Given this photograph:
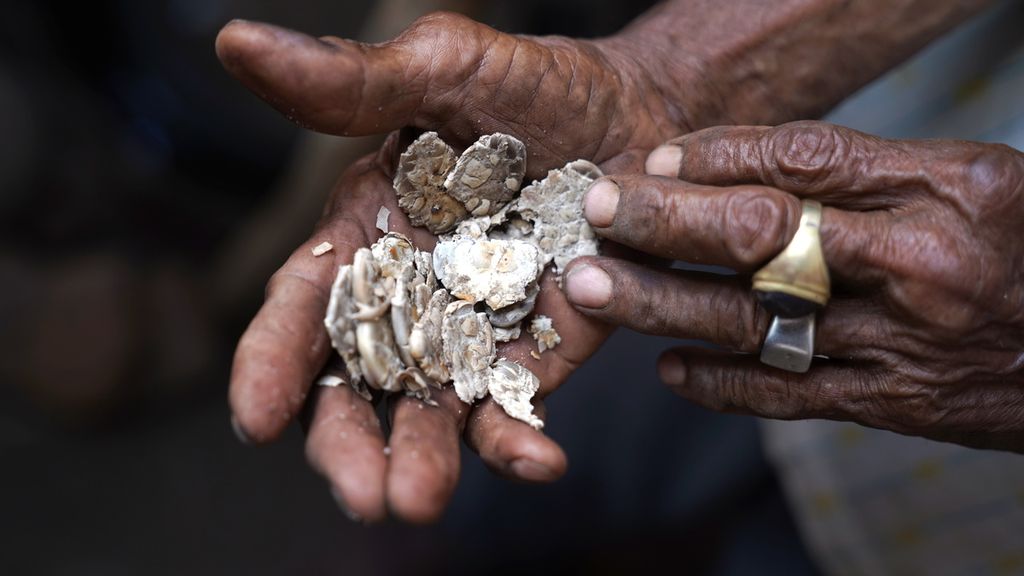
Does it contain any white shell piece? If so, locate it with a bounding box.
[487,359,543,430]
[312,241,334,256]
[432,237,542,310]
[316,374,345,387]
[375,206,391,233]
[324,265,366,396]
[410,288,451,383]
[442,301,494,403]
[371,232,417,281]
[528,315,561,353]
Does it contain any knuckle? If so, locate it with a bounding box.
[627,179,678,245]
[959,146,1024,219]
[722,189,795,267]
[864,376,951,433]
[403,11,473,39]
[633,271,679,335]
[763,121,849,186]
[884,226,982,336]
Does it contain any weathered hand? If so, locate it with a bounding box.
[216,13,678,522]
[564,121,1024,452]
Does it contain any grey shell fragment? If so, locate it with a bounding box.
[323,265,368,399]
[444,133,527,217]
[393,132,467,234]
[513,160,603,276]
[442,301,495,403]
[487,359,543,430]
[486,281,539,328]
[410,288,451,383]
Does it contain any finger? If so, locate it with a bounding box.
[216,19,432,137]
[305,384,388,522]
[583,173,884,281]
[645,122,917,210]
[563,256,882,357]
[464,398,567,483]
[658,346,881,423]
[229,152,401,443]
[228,249,337,442]
[215,16,634,173]
[214,15,511,140]
[385,387,466,524]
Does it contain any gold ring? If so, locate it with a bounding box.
[752,199,830,317]
[755,199,830,373]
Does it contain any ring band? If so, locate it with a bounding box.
[752,199,830,317]
[755,200,830,373]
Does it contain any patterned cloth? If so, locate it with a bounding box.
[762,1,1024,574]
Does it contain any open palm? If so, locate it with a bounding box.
[218,12,684,522]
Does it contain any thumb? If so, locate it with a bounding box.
[215,13,494,138]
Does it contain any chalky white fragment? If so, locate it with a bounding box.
[375,206,391,233]
[432,237,542,310]
[312,241,334,256]
[528,315,561,353]
[487,359,543,430]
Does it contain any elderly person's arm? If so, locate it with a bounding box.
[217,0,1000,523]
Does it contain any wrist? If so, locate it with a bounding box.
[604,0,995,130]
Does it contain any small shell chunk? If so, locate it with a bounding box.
[487,359,543,430]
[324,266,365,395]
[442,301,495,403]
[513,160,603,277]
[375,206,391,233]
[393,132,467,234]
[433,237,542,310]
[312,241,334,256]
[444,133,527,216]
[528,315,561,353]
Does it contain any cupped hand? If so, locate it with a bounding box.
[564,120,1024,452]
[217,13,683,523]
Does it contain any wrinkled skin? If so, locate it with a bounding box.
[217,13,683,523]
[564,121,1024,452]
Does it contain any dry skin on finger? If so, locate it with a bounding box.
[321,132,603,430]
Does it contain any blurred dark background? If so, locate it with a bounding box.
[0,1,816,574]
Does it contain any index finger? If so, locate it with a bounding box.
[646,122,917,211]
[229,235,357,442]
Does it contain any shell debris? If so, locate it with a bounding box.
[312,241,334,256]
[375,206,391,233]
[322,132,601,429]
[528,315,561,353]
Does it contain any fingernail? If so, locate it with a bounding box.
[330,487,364,523]
[564,264,613,308]
[646,145,682,177]
[230,415,252,445]
[583,179,620,228]
[657,352,686,385]
[509,459,558,482]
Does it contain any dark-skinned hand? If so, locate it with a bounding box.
[216,13,686,523]
[564,120,1024,452]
